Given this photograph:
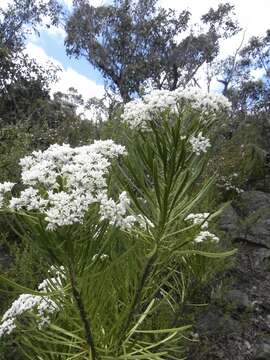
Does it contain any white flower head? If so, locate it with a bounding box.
[194,230,220,243]
[185,213,210,229]
[0,182,15,208]
[0,266,66,338]
[122,88,231,129]
[99,191,136,230]
[7,141,129,230]
[185,212,220,244]
[189,132,211,155]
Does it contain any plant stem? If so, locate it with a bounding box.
[118,247,157,348]
[70,270,97,360]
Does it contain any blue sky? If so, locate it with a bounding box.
[32,29,104,85]
[1,0,270,103]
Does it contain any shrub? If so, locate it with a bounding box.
[0,88,235,359]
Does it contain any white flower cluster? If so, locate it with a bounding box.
[0,266,65,338]
[194,230,220,243]
[99,191,136,230]
[122,88,231,129]
[185,212,220,243]
[217,174,244,195]
[19,141,125,190]
[0,141,137,231]
[92,253,109,262]
[0,182,15,207]
[189,132,211,155]
[185,213,210,229]
[38,265,65,293]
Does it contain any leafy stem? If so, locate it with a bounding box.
[118,243,158,349]
[69,269,97,360]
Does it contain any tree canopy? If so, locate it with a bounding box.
[216,30,270,113]
[65,0,239,102]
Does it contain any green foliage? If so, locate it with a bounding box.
[0,97,97,183]
[0,221,50,360]
[0,0,63,54]
[0,126,31,183]
[206,115,270,201]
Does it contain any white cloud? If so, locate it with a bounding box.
[159,0,220,20]
[251,67,265,80]
[25,42,62,69]
[25,42,104,102]
[45,25,66,39]
[0,0,12,10]
[53,67,104,100]
[61,0,73,9]
[61,0,108,9]
[159,0,270,33]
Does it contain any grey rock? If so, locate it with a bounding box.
[220,191,270,248]
[219,203,240,235]
[225,289,250,310]
[238,191,270,215]
[253,248,270,268]
[254,337,270,360]
[240,206,270,248]
[197,309,241,335]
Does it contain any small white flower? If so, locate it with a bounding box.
[0,318,16,337]
[185,213,219,244]
[92,253,109,262]
[0,266,66,338]
[185,213,210,229]
[99,192,137,230]
[0,182,15,208]
[194,230,220,243]
[189,132,211,155]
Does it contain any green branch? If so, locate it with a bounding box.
[69,270,97,360]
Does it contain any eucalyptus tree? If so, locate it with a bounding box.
[0,0,64,127]
[65,0,239,102]
[215,30,270,113]
[0,0,63,91]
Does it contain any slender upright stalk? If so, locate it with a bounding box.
[117,245,158,351]
[70,270,97,360]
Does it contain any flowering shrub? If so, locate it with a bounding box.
[0,88,235,360]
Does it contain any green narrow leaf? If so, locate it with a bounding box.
[174,248,237,258]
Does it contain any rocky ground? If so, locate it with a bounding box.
[188,190,270,360]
